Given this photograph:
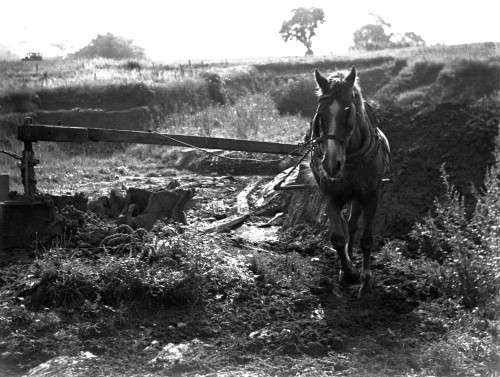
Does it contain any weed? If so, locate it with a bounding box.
[21,229,258,313]
[270,75,317,118]
[410,142,500,314]
[199,71,227,105]
[122,61,142,71]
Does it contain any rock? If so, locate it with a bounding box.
[88,190,125,219]
[154,343,190,362]
[282,343,302,355]
[303,341,328,356]
[117,185,195,230]
[293,298,309,312]
[24,352,97,377]
[50,192,88,212]
[88,196,108,218]
[334,362,349,372]
[121,188,151,215]
[108,189,125,218]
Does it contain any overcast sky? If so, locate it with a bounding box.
[1,0,498,61]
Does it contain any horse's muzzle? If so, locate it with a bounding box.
[321,141,345,178]
[322,159,343,178]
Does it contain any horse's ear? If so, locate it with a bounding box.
[345,66,357,86]
[315,69,329,93]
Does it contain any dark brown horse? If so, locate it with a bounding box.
[309,66,390,299]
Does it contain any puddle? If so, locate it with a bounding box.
[233,225,280,242]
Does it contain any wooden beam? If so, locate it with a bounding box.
[18,124,88,142]
[203,214,250,233]
[18,125,303,156]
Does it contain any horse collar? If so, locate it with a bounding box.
[344,127,379,168]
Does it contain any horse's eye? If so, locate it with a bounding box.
[344,107,349,112]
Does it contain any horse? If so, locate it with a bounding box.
[308,66,390,299]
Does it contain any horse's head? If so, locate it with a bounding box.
[312,66,362,178]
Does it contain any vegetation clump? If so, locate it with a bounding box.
[70,33,146,60]
[409,155,500,317]
[352,14,425,51]
[270,75,316,117]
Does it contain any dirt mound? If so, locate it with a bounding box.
[0,91,42,114]
[33,106,157,131]
[37,83,156,111]
[373,60,445,105]
[373,58,500,106]
[356,59,407,98]
[378,100,499,236]
[427,58,500,103]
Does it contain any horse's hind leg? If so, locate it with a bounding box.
[347,201,363,261]
[327,200,360,285]
[358,199,378,299]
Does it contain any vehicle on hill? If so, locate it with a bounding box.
[21,52,43,61]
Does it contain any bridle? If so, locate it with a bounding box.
[310,93,357,146]
[310,93,380,172]
[311,93,356,149]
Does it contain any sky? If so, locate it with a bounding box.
[0,0,498,62]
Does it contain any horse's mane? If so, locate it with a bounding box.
[316,70,366,116]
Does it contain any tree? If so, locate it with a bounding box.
[71,33,146,60]
[352,14,393,51]
[280,7,325,56]
[352,14,425,51]
[397,32,426,48]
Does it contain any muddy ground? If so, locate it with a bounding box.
[0,157,498,377]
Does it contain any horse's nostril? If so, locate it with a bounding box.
[336,161,342,171]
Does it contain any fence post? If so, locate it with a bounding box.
[20,118,38,197]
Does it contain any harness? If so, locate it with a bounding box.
[273,95,391,191]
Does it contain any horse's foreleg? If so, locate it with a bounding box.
[358,199,378,299]
[327,201,359,285]
[347,201,363,261]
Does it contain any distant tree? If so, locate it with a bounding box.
[280,7,325,56]
[352,14,425,51]
[0,44,19,61]
[396,32,426,48]
[352,14,394,51]
[71,33,146,59]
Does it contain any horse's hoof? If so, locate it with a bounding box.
[339,268,360,285]
[357,285,373,299]
[357,271,372,299]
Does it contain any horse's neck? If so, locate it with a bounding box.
[347,113,370,154]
